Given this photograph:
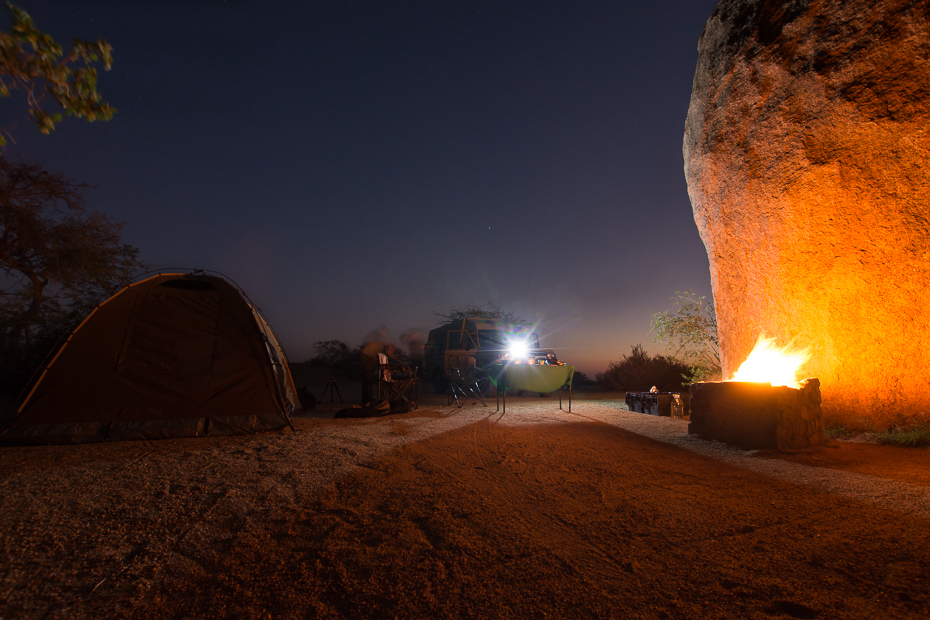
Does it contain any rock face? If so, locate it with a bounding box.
[684,0,930,424]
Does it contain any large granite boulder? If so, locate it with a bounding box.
[683,0,930,425]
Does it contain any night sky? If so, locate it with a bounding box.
[3,0,721,376]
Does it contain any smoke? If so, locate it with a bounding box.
[361,325,428,362]
[361,325,393,345]
[400,327,428,361]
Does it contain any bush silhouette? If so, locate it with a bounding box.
[598,344,691,393]
[306,340,362,380]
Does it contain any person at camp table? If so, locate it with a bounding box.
[359,341,400,404]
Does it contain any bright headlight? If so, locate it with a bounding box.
[508,340,529,359]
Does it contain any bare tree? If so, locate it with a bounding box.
[0,158,144,388]
[433,302,528,326]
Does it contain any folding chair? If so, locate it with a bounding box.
[445,355,487,408]
[377,358,419,410]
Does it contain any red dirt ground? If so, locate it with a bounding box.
[1,399,928,619]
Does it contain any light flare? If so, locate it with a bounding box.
[730,334,811,388]
[507,339,529,360]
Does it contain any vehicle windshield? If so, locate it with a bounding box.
[447,330,477,350]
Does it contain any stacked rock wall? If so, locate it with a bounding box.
[689,379,825,451]
[684,0,930,425]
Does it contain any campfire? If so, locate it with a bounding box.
[689,334,825,451]
[730,335,812,388]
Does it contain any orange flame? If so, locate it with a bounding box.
[730,334,811,388]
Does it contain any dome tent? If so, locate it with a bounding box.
[3,272,298,444]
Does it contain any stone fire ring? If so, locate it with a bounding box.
[689,379,826,452]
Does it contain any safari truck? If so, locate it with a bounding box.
[423,317,555,393]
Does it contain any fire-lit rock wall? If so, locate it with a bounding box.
[683,0,930,423]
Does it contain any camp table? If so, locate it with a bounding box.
[489,362,575,413]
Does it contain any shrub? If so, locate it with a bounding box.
[875,424,930,448]
[825,425,857,440]
[651,290,721,382]
[572,371,595,387]
[598,344,692,393]
[306,340,361,379]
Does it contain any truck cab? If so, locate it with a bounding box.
[423,318,552,392]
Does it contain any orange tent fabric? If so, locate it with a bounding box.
[4,273,298,444]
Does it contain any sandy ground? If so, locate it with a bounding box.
[1,392,929,620]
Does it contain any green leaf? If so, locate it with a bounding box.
[0,2,115,141]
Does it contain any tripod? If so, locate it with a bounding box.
[319,374,343,404]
